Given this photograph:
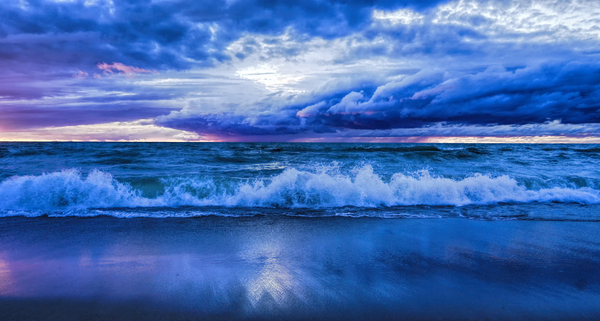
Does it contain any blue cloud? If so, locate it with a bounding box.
[2,0,600,140]
[0,0,448,76]
[157,61,600,136]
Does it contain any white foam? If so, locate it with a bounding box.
[1,166,599,213]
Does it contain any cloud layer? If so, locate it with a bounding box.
[1,0,600,141]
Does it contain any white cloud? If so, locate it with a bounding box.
[327,91,366,114]
[235,64,306,92]
[297,101,326,118]
[431,0,600,41]
[372,8,424,25]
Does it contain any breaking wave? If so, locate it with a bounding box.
[1,166,599,215]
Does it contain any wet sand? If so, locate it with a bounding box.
[1,216,600,320]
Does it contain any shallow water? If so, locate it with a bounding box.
[1,216,599,320]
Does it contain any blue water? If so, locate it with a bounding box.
[1,142,600,220]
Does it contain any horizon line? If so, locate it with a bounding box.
[2,135,600,144]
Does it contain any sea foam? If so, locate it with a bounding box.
[1,166,599,212]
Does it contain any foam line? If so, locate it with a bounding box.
[1,167,599,212]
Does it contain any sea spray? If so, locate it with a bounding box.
[1,166,599,212]
[0,169,148,209]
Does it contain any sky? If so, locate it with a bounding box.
[1,0,600,142]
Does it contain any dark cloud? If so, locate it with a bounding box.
[222,0,445,39]
[156,76,384,137]
[0,0,448,76]
[3,0,600,140]
[313,62,600,127]
[1,0,216,74]
[158,61,600,137]
[0,0,450,132]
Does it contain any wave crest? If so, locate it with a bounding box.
[0,169,146,209]
[1,166,599,211]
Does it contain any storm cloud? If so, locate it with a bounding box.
[0,0,447,75]
[158,61,600,138]
[2,0,600,141]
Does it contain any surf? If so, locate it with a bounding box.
[1,166,599,214]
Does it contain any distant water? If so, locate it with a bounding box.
[1,142,600,220]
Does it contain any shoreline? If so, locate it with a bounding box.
[1,216,600,320]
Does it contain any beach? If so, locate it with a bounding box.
[1,216,599,320]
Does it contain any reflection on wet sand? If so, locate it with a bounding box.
[0,256,14,296]
[0,216,600,319]
[244,244,293,306]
